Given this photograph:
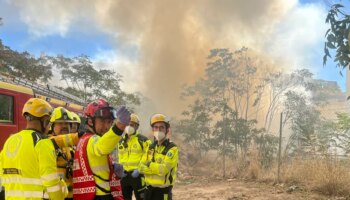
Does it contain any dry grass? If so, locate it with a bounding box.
[178,147,350,197]
[281,157,350,196]
[226,152,350,196]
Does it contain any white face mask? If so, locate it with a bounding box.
[154,131,166,141]
[124,126,135,135]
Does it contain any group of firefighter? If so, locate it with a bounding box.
[0,98,179,200]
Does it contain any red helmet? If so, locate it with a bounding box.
[84,99,115,119]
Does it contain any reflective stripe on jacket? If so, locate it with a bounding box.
[0,129,66,200]
[73,126,124,199]
[118,132,151,172]
[50,134,75,199]
[139,139,178,188]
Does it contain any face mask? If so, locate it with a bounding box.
[154,131,166,141]
[124,126,135,135]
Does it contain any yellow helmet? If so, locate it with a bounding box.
[130,114,140,124]
[71,112,81,124]
[50,107,74,123]
[22,98,53,118]
[150,113,170,127]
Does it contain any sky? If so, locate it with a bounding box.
[0,0,347,115]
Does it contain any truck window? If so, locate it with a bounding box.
[0,94,14,124]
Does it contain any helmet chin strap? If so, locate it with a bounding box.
[91,117,97,134]
[89,117,104,136]
[39,119,46,134]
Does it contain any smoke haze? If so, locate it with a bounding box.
[9,0,327,115]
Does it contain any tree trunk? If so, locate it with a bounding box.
[223,140,226,178]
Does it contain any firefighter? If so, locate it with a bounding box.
[0,98,67,200]
[73,99,130,200]
[70,112,81,133]
[49,107,74,136]
[49,111,81,152]
[139,114,179,200]
[49,107,75,200]
[117,114,151,200]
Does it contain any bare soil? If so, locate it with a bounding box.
[173,178,343,200]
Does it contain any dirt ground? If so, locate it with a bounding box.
[172,178,343,200]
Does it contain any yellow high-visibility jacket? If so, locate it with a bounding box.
[0,129,67,200]
[139,139,178,188]
[50,135,74,198]
[57,146,74,198]
[52,125,123,196]
[51,133,79,148]
[118,132,151,172]
[49,133,76,199]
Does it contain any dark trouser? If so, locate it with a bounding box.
[94,194,114,200]
[0,187,4,200]
[121,172,146,200]
[144,185,173,200]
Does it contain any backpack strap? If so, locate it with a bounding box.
[151,140,176,162]
[31,131,46,147]
[161,140,176,155]
[136,134,148,151]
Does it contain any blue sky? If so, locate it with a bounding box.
[0,0,347,94]
[0,1,112,57]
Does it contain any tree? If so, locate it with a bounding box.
[52,55,98,101]
[258,69,316,133]
[49,54,140,107]
[333,112,350,154]
[324,2,350,72]
[254,133,278,168]
[175,99,212,158]
[180,45,340,176]
[0,35,140,108]
[0,40,53,83]
[283,90,321,155]
[315,118,337,154]
[182,48,266,177]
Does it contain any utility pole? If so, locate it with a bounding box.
[277,112,283,183]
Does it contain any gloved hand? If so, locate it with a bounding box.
[114,106,131,125]
[114,163,126,178]
[131,169,140,178]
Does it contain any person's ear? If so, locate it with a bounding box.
[88,118,94,126]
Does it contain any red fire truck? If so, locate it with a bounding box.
[0,73,86,149]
